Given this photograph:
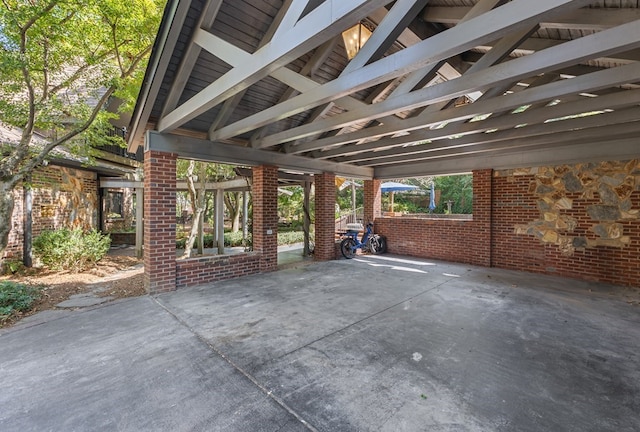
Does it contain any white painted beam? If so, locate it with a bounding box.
[260,19,640,148]
[342,0,430,74]
[359,111,640,166]
[210,0,594,142]
[271,0,310,41]
[423,6,640,31]
[325,88,640,162]
[100,177,250,191]
[289,46,640,156]
[145,131,373,179]
[160,0,224,118]
[127,0,194,151]
[207,1,296,138]
[373,136,640,178]
[157,0,389,133]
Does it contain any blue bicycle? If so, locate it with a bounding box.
[340,222,387,259]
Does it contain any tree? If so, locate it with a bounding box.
[176,159,237,257]
[181,160,206,258]
[0,0,164,257]
[434,174,473,214]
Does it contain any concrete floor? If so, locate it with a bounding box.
[1,255,639,431]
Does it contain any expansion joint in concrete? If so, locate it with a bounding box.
[151,296,319,432]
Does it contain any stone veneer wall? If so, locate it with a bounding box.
[377,161,639,287]
[3,166,98,260]
[492,160,640,286]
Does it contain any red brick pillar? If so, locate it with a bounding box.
[472,169,493,267]
[314,172,336,261]
[364,179,382,224]
[144,150,177,294]
[252,165,278,272]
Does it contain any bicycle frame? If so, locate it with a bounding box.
[340,222,386,259]
[344,223,372,250]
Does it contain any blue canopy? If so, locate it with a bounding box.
[380,181,418,193]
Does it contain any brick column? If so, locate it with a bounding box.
[472,169,493,267]
[314,172,336,261]
[252,165,278,272]
[364,179,382,224]
[144,150,177,294]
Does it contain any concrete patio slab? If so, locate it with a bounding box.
[1,255,639,431]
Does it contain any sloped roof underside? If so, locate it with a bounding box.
[129,0,640,179]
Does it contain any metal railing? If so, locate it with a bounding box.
[335,207,364,233]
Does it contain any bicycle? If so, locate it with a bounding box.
[340,222,387,259]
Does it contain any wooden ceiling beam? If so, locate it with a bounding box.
[209,0,594,143]
[157,0,390,133]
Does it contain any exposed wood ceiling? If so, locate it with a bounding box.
[128,0,640,179]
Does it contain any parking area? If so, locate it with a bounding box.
[1,255,639,431]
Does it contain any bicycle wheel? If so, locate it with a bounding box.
[340,237,356,259]
[369,235,387,255]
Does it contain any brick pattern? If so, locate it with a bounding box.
[252,165,278,272]
[491,169,640,287]
[176,253,261,289]
[143,150,177,294]
[378,165,640,287]
[3,188,24,260]
[3,166,98,260]
[375,170,492,267]
[314,172,336,261]
[364,179,382,224]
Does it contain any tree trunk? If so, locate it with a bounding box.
[181,161,207,258]
[0,181,16,261]
[225,192,241,233]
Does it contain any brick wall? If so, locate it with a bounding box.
[314,172,336,260]
[364,179,382,224]
[377,163,640,287]
[252,165,278,272]
[3,188,24,260]
[140,158,273,293]
[3,166,98,261]
[144,150,177,293]
[375,170,492,267]
[176,253,261,289]
[491,162,640,286]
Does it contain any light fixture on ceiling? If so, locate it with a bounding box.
[341,23,372,60]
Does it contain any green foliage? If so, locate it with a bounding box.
[382,176,473,214]
[32,229,111,271]
[0,281,42,321]
[0,0,165,178]
[433,174,473,214]
[1,259,24,275]
[176,232,252,249]
[336,184,363,214]
[175,230,306,250]
[277,231,306,246]
[277,186,306,222]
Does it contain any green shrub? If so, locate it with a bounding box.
[1,259,24,275]
[0,281,42,321]
[277,231,306,246]
[33,229,111,271]
[176,231,253,249]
